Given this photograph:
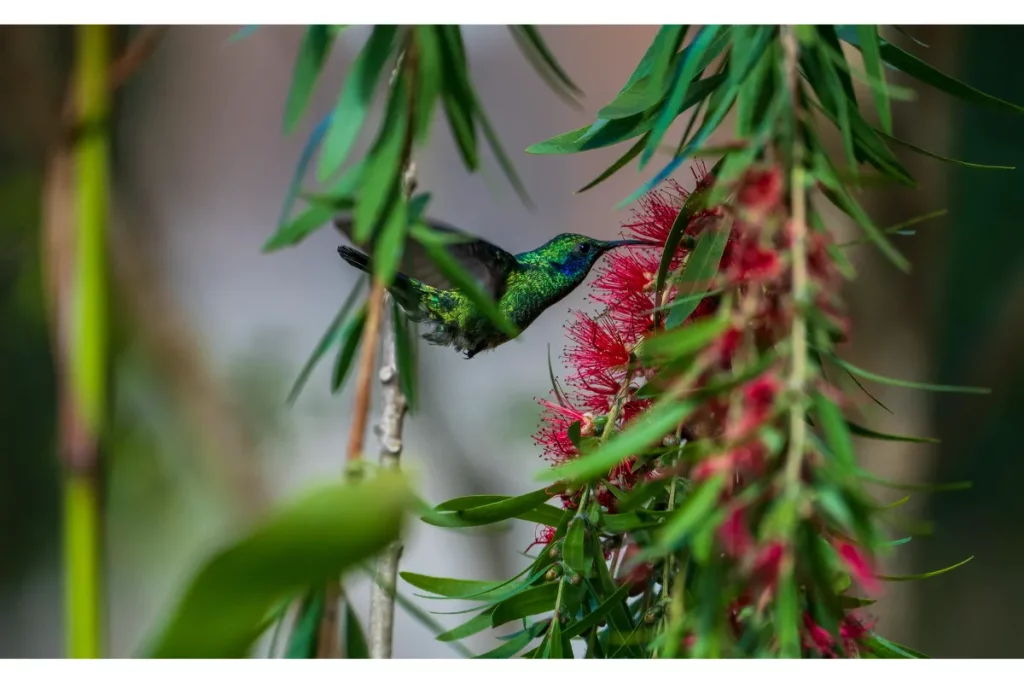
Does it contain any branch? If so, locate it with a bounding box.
[368,38,418,660]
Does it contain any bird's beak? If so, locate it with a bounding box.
[604,239,655,250]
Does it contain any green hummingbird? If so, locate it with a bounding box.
[334,217,648,359]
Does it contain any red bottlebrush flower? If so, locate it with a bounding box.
[802,612,874,657]
[834,539,880,595]
[619,542,655,595]
[692,442,767,483]
[737,166,784,223]
[621,180,690,247]
[713,325,743,366]
[719,506,754,558]
[727,233,783,284]
[727,373,782,439]
[591,248,662,304]
[526,525,555,553]
[751,541,785,588]
[565,311,635,381]
[533,398,595,463]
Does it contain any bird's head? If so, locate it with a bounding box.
[537,233,651,282]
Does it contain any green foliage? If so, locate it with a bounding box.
[142,473,412,657]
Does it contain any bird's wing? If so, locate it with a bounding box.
[334,215,519,297]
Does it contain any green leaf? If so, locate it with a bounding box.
[813,392,855,468]
[598,25,687,119]
[400,572,507,600]
[426,486,559,528]
[655,474,726,551]
[437,26,479,171]
[436,608,496,643]
[540,397,697,484]
[665,216,732,328]
[474,624,541,658]
[510,25,583,108]
[492,583,560,627]
[847,420,939,444]
[284,588,324,658]
[830,355,991,394]
[642,25,724,166]
[331,303,368,394]
[143,473,411,658]
[776,570,800,658]
[473,91,535,210]
[641,314,728,360]
[867,634,929,659]
[344,604,369,658]
[526,73,727,155]
[562,517,589,575]
[413,26,443,142]
[317,25,398,181]
[812,149,910,271]
[838,27,1024,115]
[857,26,892,134]
[413,222,518,336]
[576,134,648,194]
[877,129,1014,170]
[284,26,336,134]
[371,196,409,286]
[561,580,632,639]
[287,275,367,405]
[877,555,974,582]
[353,77,409,244]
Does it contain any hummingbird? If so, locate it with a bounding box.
[334,216,649,359]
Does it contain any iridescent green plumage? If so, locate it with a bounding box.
[335,217,645,358]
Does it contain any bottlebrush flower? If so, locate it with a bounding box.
[719,506,754,558]
[802,612,874,657]
[564,311,636,382]
[526,525,556,553]
[737,166,784,224]
[533,397,596,464]
[726,373,782,440]
[834,539,880,595]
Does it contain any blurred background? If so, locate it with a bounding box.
[0,25,1021,658]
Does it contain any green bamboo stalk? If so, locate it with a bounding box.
[66,23,111,659]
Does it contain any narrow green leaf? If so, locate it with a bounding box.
[437,609,496,643]
[230,26,259,42]
[413,223,518,336]
[284,589,324,658]
[284,26,336,134]
[562,517,589,575]
[641,314,728,360]
[143,473,411,658]
[400,572,507,600]
[317,25,398,181]
[655,474,726,550]
[331,303,368,393]
[831,355,991,394]
[877,129,1014,170]
[474,626,539,658]
[428,486,559,528]
[265,203,335,253]
[413,26,443,142]
[437,26,479,171]
[561,580,632,639]
[597,25,687,120]
[776,571,800,657]
[665,216,732,328]
[287,276,367,404]
[847,420,939,444]
[838,208,947,248]
[344,604,369,659]
[838,27,1024,115]
[492,583,559,627]
[540,397,697,484]
[526,73,727,155]
[473,91,535,209]
[353,80,409,245]
[643,25,722,166]
[813,392,855,467]
[576,133,647,194]
[371,196,408,286]
[867,634,929,659]
[877,555,974,582]
[510,25,583,108]
[856,25,892,133]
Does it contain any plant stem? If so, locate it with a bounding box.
[368,34,418,660]
[64,23,111,660]
[781,25,808,490]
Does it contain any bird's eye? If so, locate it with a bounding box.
[576,242,591,254]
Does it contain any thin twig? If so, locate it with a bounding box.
[369,33,419,659]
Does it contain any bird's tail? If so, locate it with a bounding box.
[337,246,423,314]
